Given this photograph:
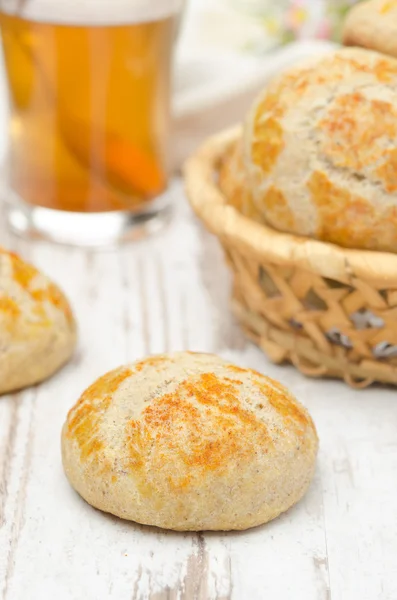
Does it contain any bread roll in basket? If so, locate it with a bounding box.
[185,48,397,388]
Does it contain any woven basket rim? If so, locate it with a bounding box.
[184,126,397,287]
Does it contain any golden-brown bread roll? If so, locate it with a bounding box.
[0,247,77,394]
[218,137,260,220]
[61,352,318,531]
[243,47,397,252]
[343,0,397,59]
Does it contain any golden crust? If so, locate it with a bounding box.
[218,137,262,220]
[343,0,397,59]
[62,352,318,531]
[308,171,397,250]
[0,247,77,394]
[318,92,397,186]
[243,47,397,252]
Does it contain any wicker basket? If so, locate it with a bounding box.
[185,127,397,388]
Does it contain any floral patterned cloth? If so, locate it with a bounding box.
[227,0,363,50]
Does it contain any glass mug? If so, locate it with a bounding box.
[0,0,183,246]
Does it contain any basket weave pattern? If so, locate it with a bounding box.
[185,128,397,388]
[227,247,397,388]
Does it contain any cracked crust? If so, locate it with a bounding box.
[0,247,77,394]
[244,47,397,252]
[62,352,318,531]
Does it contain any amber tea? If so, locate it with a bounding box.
[0,0,181,244]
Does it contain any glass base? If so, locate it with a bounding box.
[4,192,172,248]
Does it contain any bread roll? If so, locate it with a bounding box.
[218,137,260,220]
[0,247,76,394]
[244,47,397,253]
[343,0,397,59]
[62,352,318,531]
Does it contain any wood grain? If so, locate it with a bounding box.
[1,188,397,599]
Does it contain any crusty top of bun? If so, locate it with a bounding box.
[62,352,318,531]
[343,0,397,59]
[244,47,397,252]
[0,247,76,394]
[0,247,74,325]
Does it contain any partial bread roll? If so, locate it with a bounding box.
[62,352,318,531]
[244,47,397,252]
[218,136,260,220]
[0,247,76,394]
[343,0,397,59]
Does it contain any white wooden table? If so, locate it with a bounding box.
[0,184,397,600]
[0,1,397,595]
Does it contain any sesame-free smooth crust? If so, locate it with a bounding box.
[62,352,318,531]
[0,247,76,394]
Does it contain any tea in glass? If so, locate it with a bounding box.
[0,0,181,245]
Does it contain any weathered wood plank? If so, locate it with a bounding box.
[1,186,397,600]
